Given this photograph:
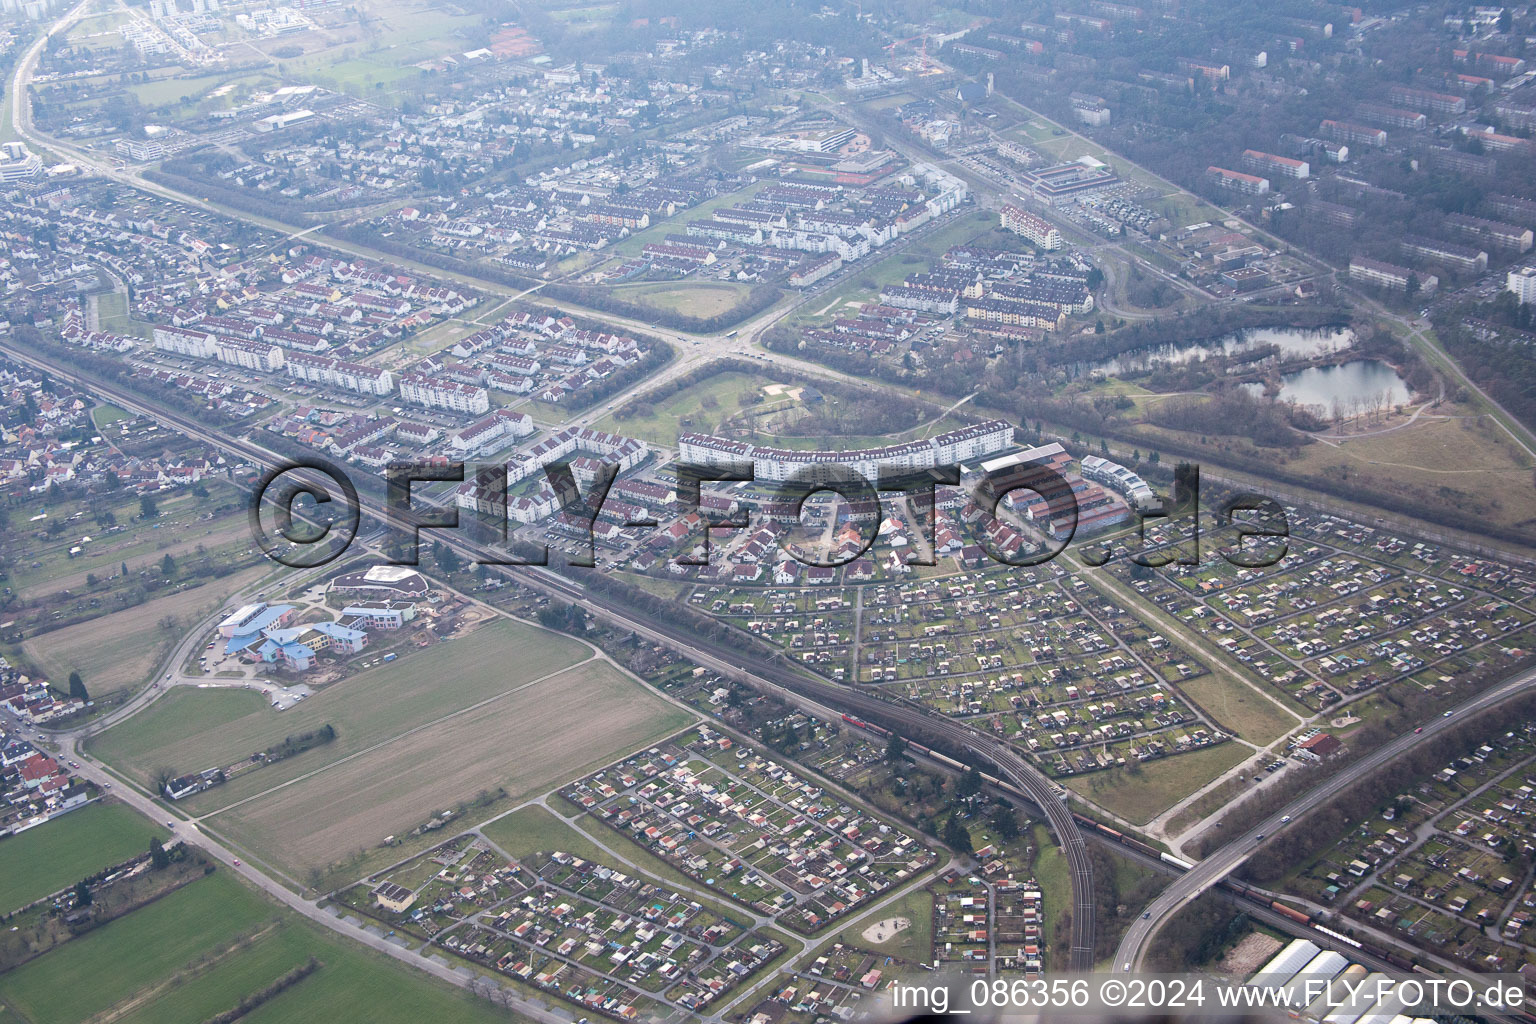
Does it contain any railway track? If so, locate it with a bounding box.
[2,338,1099,971]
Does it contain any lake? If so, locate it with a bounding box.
[1093,325,1355,375]
[1244,359,1412,414]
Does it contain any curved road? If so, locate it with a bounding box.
[1116,661,1536,971]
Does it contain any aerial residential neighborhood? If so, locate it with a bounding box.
[4,0,1536,1021]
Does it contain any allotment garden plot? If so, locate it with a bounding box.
[1285,723,1536,968]
[335,833,783,1023]
[560,725,938,935]
[1108,507,1536,713]
[706,564,1229,780]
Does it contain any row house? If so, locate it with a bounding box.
[1205,166,1270,196]
[964,297,1068,330]
[1387,85,1466,116]
[788,253,842,288]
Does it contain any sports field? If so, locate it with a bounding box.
[0,802,166,913]
[207,659,692,878]
[0,870,512,1024]
[87,618,589,802]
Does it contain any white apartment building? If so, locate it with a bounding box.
[398,373,490,415]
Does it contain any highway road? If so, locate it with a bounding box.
[0,333,1101,970]
[1115,661,1536,972]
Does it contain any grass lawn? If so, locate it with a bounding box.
[0,869,519,1024]
[480,803,610,863]
[1149,191,1216,230]
[314,58,422,94]
[0,802,167,913]
[1066,742,1251,825]
[789,210,998,325]
[610,572,693,601]
[5,482,254,599]
[93,288,127,323]
[1281,413,1536,531]
[596,369,776,444]
[202,659,693,880]
[611,182,767,258]
[90,401,133,429]
[1030,822,1073,969]
[611,280,754,319]
[548,2,621,26]
[1177,675,1297,746]
[1163,771,1251,838]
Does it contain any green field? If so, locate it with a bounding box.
[0,802,166,913]
[129,71,278,111]
[0,870,277,1024]
[1178,674,1297,746]
[761,414,974,452]
[792,210,998,322]
[611,181,766,258]
[269,0,481,103]
[206,659,692,880]
[0,870,514,1024]
[90,400,133,428]
[95,288,153,339]
[611,280,754,319]
[86,618,589,802]
[310,57,422,95]
[1065,742,1252,825]
[596,370,775,443]
[1030,822,1073,968]
[24,564,270,695]
[548,2,621,27]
